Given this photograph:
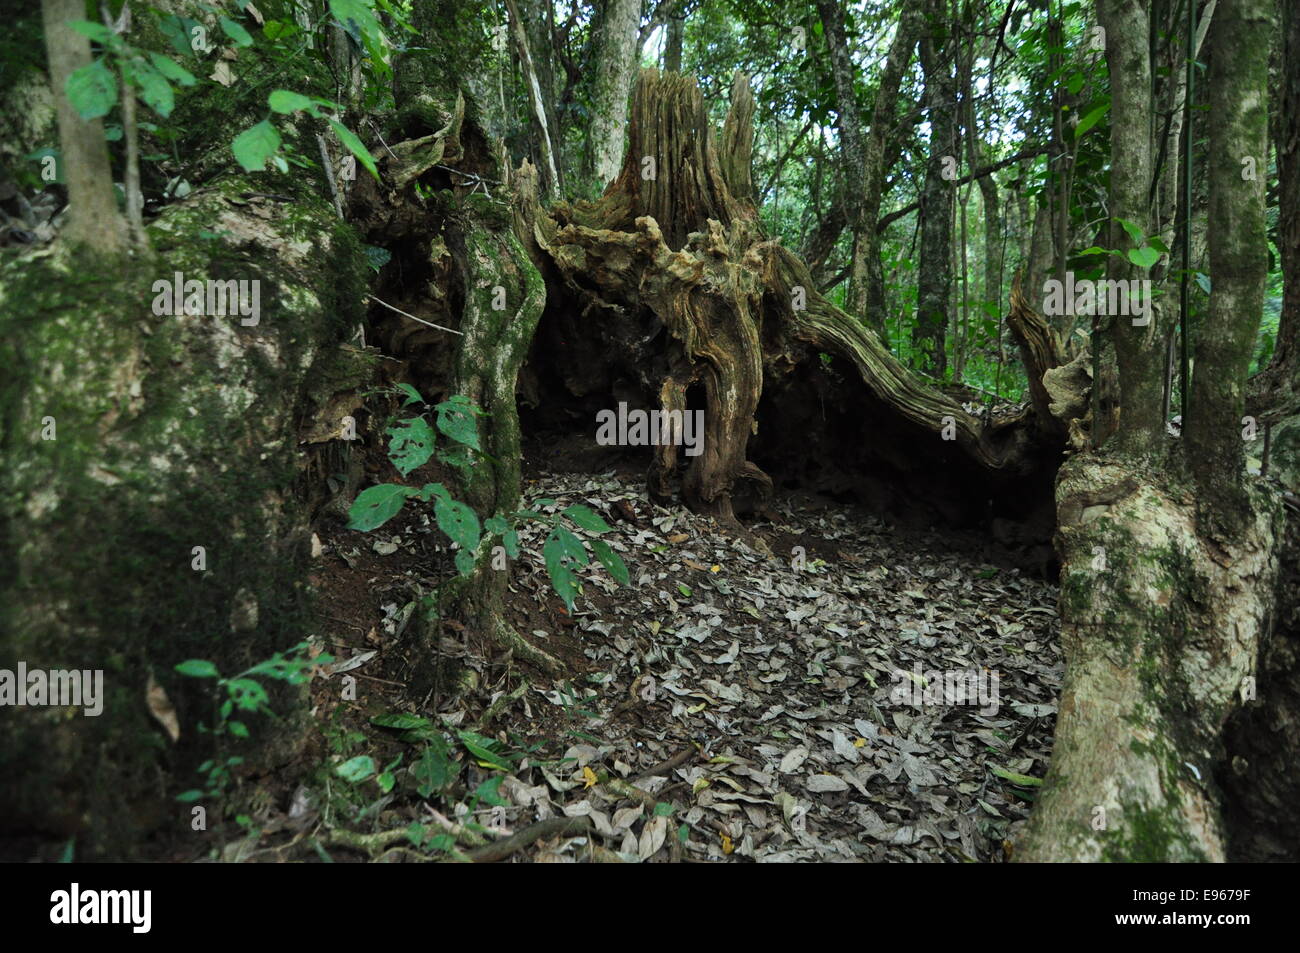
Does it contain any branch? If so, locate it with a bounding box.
[875,147,1049,233]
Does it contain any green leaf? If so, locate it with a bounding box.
[348,483,416,531]
[563,503,612,534]
[268,89,317,114]
[364,245,392,272]
[1115,217,1145,247]
[387,415,436,476]
[127,59,174,117]
[226,678,269,712]
[65,59,117,120]
[228,721,249,738]
[175,790,205,803]
[1127,246,1160,269]
[543,527,587,610]
[434,396,481,450]
[989,764,1043,787]
[412,738,456,797]
[474,775,507,806]
[1195,272,1211,294]
[231,120,282,172]
[371,712,433,731]
[148,52,197,87]
[454,549,477,576]
[503,529,519,559]
[219,16,255,47]
[175,659,220,678]
[393,382,423,405]
[262,20,298,40]
[590,538,630,585]
[433,494,481,552]
[1065,71,1084,95]
[1073,100,1109,138]
[654,801,674,817]
[1074,246,1110,257]
[327,118,379,182]
[335,755,376,783]
[457,731,512,771]
[69,20,113,43]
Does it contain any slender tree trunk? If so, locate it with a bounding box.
[860,3,924,334]
[914,0,957,376]
[584,0,641,188]
[664,8,684,72]
[40,0,127,254]
[1186,0,1271,534]
[815,0,868,303]
[505,0,559,197]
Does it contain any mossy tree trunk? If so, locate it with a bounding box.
[914,0,958,377]
[0,181,369,856]
[435,169,560,674]
[1017,0,1280,862]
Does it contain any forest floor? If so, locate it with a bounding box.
[169,442,1062,863]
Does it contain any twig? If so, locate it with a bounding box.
[632,747,695,782]
[317,134,344,219]
[476,678,530,731]
[366,294,463,335]
[462,816,592,863]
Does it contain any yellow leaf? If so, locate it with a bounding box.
[582,766,598,789]
[721,834,734,854]
[710,564,721,573]
[853,737,867,748]
[686,702,707,714]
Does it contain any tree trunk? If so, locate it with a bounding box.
[40,0,127,255]
[584,0,641,189]
[914,0,957,377]
[1098,0,1164,456]
[664,9,684,72]
[1018,0,1281,862]
[860,3,923,334]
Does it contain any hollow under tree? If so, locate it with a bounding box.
[527,69,1058,527]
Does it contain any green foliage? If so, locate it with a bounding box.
[347,385,629,610]
[174,640,331,809]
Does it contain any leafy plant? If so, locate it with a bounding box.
[1076,218,1169,270]
[174,640,330,810]
[347,386,629,609]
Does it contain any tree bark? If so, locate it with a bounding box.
[584,0,641,188]
[1097,0,1164,456]
[1018,0,1282,862]
[859,3,924,334]
[40,0,127,255]
[914,0,958,376]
